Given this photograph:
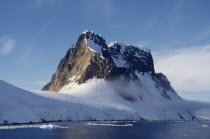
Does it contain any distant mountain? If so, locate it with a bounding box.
[43,31,180,101]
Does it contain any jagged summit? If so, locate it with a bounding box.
[81,30,105,44]
[42,31,115,91]
[80,31,151,60]
[108,42,151,53]
[82,30,98,35]
[78,30,110,59]
[82,30,94,34]
[42,30,179,101]
[108,42,155,74]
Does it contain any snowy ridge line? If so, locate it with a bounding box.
[82,30,102,37]
[108,41,151,53]
[83,31,151,58]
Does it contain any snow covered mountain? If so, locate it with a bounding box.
[43,30,180,101]
[0,31,200,124]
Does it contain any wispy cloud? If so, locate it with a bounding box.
[153,45,210,91]
[0,37,16,55]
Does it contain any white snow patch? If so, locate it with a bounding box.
[85,38,104,58]
[0,124,68,130]
[82,30,94,34]
[112,56,127,67]
[88,123,133,126]
[40,124,67,129]
[108,42,127,67]
[202,124,208,128]
[59,81,77,92]
[141,47,151,53]
[108,42,151,67]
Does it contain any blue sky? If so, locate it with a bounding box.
[0,0,210,101]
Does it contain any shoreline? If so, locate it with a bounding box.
[0,119,204,126]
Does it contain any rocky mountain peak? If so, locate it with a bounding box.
[77,30,110,59]
[81,30,106,46]
[43,31,178,101]
[109,42,155,74]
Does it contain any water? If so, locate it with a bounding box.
[0,121,210,139]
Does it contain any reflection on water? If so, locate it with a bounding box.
[0,121,210,139]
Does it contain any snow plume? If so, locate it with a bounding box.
[108,79,144,101]
[111,78,210,120]
[180,100,210,120]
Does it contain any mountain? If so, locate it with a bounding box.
[0,31,203,124]
[42,30,180,101]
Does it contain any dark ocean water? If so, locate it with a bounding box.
[0,121,209,139]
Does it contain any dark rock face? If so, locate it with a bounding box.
[154,73,174,92]
[43,31,120,91]
[43,31,177,100]
[109,42,155,80]
[79,31,111,59]
[109,42,155,74]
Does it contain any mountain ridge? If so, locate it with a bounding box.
[42,30,179,102]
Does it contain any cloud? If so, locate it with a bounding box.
[0,37,15,55]
[153,45,210,91]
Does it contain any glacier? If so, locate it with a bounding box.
[0,79,201,125]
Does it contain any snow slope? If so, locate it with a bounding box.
[0,79,205,124]
[85,38,103,56]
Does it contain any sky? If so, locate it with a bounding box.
[0,0,210,102]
